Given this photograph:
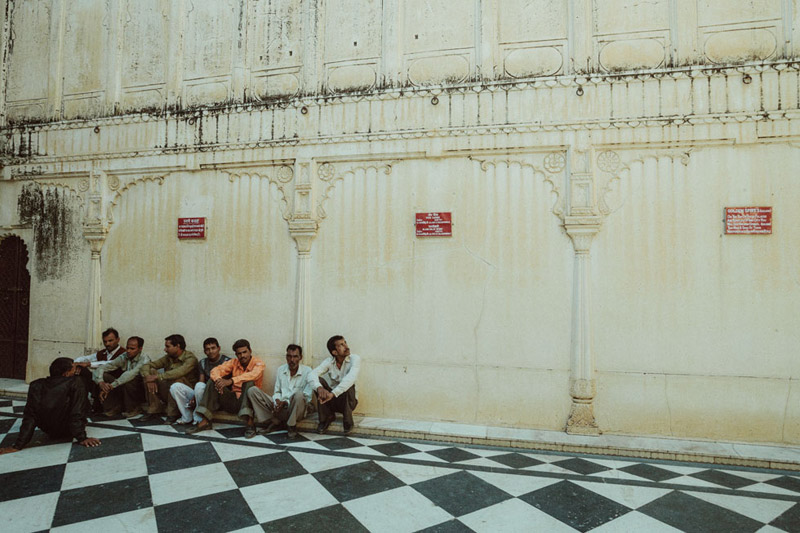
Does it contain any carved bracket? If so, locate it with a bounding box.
[316,162,394,220]
[223,165,294,221]
[107,174,167,224]
[471,152,567,221]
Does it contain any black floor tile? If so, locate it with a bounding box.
[51,476,152,527]
[0,400,12,407]
[265,431,311,445]
[638,491,762,533]
[770,502,800,532]
[619,463,683,482]
[68,433,143,462]
[0,464,65,502]
[0,417,17,433]
[225,451,307,487]
[551,457,610,475]
[13,405,25,413]
[0,429,67,449]
[426,447,480,463]
[261,504,369,533]
[767,476,800,493]
[129,415,167,428]
[155,488,258,533]
[369,442,419,457]
[412,470,511,517]
[313,461,405,502]
[488,452,544,469]
[690,469,758,489]
[145,441,221,475]
[417,519,475,532]
[519,480,631,532]
[216,426,247,439]
[315,437,363,451]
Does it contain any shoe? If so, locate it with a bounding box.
[172,419,193,426]
[257,421,281,435]
[123,408,142,418]
[103,409,122,417]
[287,426,298,439]
[317,417,333,434]
[139,413,163,423]
[244,426,257,439]
[185,421,213,434]
[165,415,180,425]
[343,423,354,435]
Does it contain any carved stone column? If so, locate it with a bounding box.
[289,160,319,353]
[564,218,601,435]
[82,168,109,353]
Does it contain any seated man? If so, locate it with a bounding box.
[187,339,265,434]
[310,335,361,435]
[74,327,126,412]
[246,344,312,439]
[139,334,199,423]
[93,336,149,417]
[169,337,230,426]
[0,357,101,454]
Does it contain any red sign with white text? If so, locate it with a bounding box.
[725,207,772,235]
[416,212,452,237]
[178,217,206,239]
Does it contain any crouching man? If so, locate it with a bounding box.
[140,334,198,423]
[187,339,265,434]
[0,357,101,454]
[93,336,149,418]
[169,337,230,426]
[310,335,361,435]
[246,344,312,439]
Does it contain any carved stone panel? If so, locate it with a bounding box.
[698,0,781,27]
[121,0,169,89]
[595,0,669,35]
[6,2,51,106]
[63,0,107,96]
[498,0,566,44]
[183,0,236,80]
[403,0,474,54]
[248,0,303,72]
[324,0,382,63]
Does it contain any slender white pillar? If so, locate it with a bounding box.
[83,234,106,353]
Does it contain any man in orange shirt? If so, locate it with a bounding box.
[187,338,265,434]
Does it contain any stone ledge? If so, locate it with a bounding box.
[2,379,798,471]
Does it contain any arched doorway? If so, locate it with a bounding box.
[0,236,30,379]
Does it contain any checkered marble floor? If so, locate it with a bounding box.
[1,397,799,532]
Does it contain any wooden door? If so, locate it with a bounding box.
[0,236,30,379]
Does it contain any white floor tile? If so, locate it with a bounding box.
[399,451,449,463]
[211,441,281,462]
[748,483,800,497]
[460,457,506,468]
[345,486,452,533]
[717,469,784,483]
[757,525,791,533]
[589,469,659,482]
[349,436,390,446]
[240,474,338,523]
[526,462,577,475]
[149,462,238,506]
[140,433,198,451]
[403,442,447,452]
[288,450,366,473]
[0,491,60,532]
[590,510,684,532]
[281,440,330,452]
[84,427,133,439]
[459,497,577,532]
[573,480,671,509]
[229,525,267,533]
[671,475,724,489]
[61,451,148,491]
[50,507,158,533]
[0,441,72,473]
[689,491,796,524]
[471,470,561,497]
[377,461,456,485]
[341,446,386,457]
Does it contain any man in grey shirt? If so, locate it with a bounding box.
[93,336,150,417]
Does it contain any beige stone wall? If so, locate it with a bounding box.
[1,1,799,444]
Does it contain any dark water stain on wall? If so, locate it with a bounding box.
[17,183,80,280]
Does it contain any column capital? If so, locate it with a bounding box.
[289,219,318,254]
[564,217,601,253]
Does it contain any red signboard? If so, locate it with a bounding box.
[725,207,772,235]
[178,217,206,239]
[416,212,452,237]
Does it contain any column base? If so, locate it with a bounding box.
[565,401,600,436]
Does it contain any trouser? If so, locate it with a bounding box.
[79,367,121,411]
[169,381,208,424]
[194,381,255,422]
[316,378,357,427]
[247,388,307,427]
[100,372,144,413]
[145,379,186,417]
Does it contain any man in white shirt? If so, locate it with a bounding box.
[309,335,361,435]
[246,344,312,439]
[74,328,126,412]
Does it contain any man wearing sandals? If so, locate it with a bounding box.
[187,339,264,434]
[245,344,312,439]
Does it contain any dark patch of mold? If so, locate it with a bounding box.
[17,183,80,280]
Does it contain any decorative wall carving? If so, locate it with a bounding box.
[316,162,393,220]
[107,174,166,224]
[223,166,295,221]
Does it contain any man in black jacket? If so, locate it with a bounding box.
[0,357,101,454]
